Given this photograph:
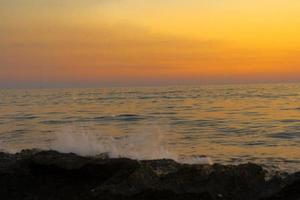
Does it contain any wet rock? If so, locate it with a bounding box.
[0,150,299,200]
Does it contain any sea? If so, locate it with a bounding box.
[1,83,300,173]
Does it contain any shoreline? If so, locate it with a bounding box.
[0,149,299,200]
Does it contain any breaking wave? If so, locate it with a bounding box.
[51,127,212,165]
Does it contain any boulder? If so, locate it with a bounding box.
[0,150,299,200]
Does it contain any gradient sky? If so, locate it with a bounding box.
[1,0,300,87]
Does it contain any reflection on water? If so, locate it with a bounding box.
[1,83,300,172]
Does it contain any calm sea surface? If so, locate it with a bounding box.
[1,84,300,172]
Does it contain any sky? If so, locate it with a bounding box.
[1,0,300,87]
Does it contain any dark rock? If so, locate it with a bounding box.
[264,172,300,200]
[0,150,299,200]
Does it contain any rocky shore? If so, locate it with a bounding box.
[0,150,299,200]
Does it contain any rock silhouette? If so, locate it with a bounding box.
[0,150,299,200]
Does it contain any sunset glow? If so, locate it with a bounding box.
[1,0,300,87]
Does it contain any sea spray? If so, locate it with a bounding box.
[51,126,212,164]
[52,128,104,157]
[52,126,177,160]
[0,140,17,154]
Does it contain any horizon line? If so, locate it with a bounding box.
[1,80,300,90]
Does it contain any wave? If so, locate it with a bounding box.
[51,127,212,165]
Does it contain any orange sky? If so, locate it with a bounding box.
[1,0,300,87]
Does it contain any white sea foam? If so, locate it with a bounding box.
[179,155,213,165]
[51,127,212,165]
[0,140,17,154]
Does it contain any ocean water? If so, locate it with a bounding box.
[1,83,300,172]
